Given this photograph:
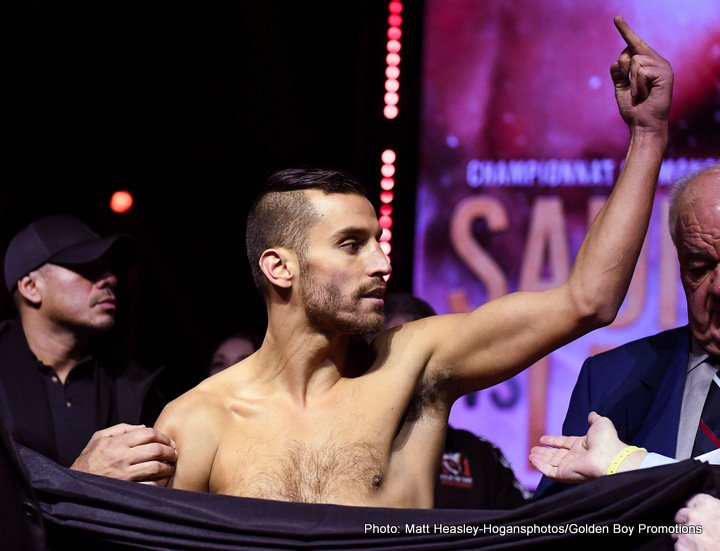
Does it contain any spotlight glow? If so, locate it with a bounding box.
[385,79,400,93]
[387,40,401,53]
[386,53,401,67]
[381,164,396,178]
[389,1,403,14]
[110,191,134,213]
[380,191,394,204]
[381,149,396,163]
[384,105,398,119]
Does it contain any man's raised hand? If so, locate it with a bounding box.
[611,16,673,135]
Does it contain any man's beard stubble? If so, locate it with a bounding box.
[301,276,385,336]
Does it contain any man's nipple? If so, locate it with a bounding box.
[372,474,383,490]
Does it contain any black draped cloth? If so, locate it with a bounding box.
[16,445,720,550]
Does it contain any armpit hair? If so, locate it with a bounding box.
[403,367,451,423]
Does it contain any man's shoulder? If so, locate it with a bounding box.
[585,326,689,365]
[158,381,225,428]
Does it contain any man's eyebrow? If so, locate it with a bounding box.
[331,226,372,240]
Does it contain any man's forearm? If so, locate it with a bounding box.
[567,130,666,327]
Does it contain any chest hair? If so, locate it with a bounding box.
[246,439,384,503]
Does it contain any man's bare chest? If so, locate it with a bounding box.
[208,408,396,505]
[202,367,446,506]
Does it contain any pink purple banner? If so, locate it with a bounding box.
[416,0,720,488]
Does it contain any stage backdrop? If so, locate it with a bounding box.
[416,0,720,489]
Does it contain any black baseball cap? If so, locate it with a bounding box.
[4,215,133,292]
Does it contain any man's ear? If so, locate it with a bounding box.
[258,248,295,290]
[17,272,42,306]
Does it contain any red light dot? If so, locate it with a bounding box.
[381,149,396,163]
[380,191,394,203]
[386,53,401,66]
[388,15,403,27]
[386,66,400,79]
[380,241,392,255]
[381,164,396,178]
[379,215,393,229]
[381,228,393,241]
[388,27,402,40]
[381,178,395,191]
[389,1,403,15]
[380,204,393,216]
[384,105,399,119]
[110,191,133,213]
[387,40,401,54]
[385,79,399,93]
[384,92,399,106]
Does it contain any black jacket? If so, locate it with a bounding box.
[0,318,164,465]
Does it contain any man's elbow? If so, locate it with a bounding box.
[571,290,619,331]
[591,305,618,328]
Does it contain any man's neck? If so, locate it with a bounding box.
[258,319,353,404]
[20,314,90,383]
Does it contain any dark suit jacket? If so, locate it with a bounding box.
[535,326,690,497]
[0,318,165,465]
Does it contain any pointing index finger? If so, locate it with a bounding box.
[614,15,653,55]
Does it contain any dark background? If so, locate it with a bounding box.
[3,1,424,396]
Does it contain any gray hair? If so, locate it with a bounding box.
[667,164,720,245]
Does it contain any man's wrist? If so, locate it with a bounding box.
[628,126,669,151]
[608,445,647,474]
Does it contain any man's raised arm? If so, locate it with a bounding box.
[392,17,673,398]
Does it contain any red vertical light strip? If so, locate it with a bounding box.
[379,2,403,265]
[383,1,403,120]
[379,148,396,258]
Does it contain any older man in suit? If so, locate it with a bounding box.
[535,164,720,498]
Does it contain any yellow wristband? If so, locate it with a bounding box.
[607,445,646,475]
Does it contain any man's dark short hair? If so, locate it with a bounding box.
[246,168,367,295]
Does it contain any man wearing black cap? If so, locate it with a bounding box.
[0,215,176,483]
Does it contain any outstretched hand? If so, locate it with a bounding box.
[529,412,636,482]
[611,16,673,135]
[70,423,177,485]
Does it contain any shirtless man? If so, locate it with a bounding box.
[155,17,672,507]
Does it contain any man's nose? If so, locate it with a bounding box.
[96,271,118,289]
[368,242,392,278]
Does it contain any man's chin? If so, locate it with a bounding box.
[357,317,384,336]
[88,318,116,333]
[702,341,720,357]
[338,313,385,336]
[695,330,720,357]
